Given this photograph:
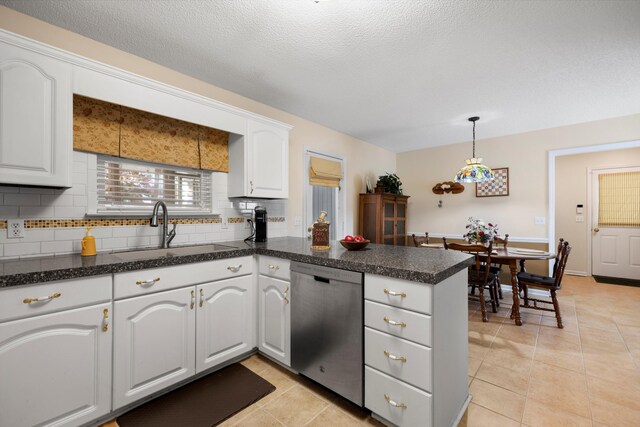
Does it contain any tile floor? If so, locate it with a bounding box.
[103,275,640,426]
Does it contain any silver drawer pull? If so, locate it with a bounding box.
[199,288,204,308]
[384,394,408,409]
[190,290,195,310]
[23,292,61,304]
[384,350,407,362]
[227,264,242,272]
[383,317,407,327]
[284,286,289,305]
[384,288,406,298]
[136,277,160,286]
[268,264,280,271]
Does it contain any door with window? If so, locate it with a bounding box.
[305,151,344,240]
[591,167,640,280]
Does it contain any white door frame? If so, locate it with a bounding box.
[303,147,347,239]
[548,139,640,276]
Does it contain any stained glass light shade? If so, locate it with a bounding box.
[455,158,495,183]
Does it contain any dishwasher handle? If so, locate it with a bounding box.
[313,275,331,284]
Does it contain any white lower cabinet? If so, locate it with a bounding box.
[196,276,255,373]
[257,275,291,366]
[113,287,196,409]
[364,271,469,427]
[0,303,112,427]
[113,261,256,409]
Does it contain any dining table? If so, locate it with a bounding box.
[421,243,555,326]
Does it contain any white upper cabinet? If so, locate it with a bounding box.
[0,40,72,187]
[228,119,290,199]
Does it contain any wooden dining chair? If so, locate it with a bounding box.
[489,234,509,301]
[443,238,499,322]
[412,232,430,247]
[517,239,571,328]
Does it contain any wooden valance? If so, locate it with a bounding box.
[309,156,342,187]
[73,95,229,172]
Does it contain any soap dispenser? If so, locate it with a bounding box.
[81,226,97,256]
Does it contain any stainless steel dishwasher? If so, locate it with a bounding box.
[290,261,363,406]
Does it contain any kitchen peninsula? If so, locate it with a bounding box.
[0,238,472,427]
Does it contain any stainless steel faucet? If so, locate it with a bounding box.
[150,201,176,248]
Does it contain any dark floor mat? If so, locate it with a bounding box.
[117,363,275,427]
[594,275,640,287]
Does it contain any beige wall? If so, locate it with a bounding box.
[0,6,396,237]
[555,147,640,274]
[398,115,640,243]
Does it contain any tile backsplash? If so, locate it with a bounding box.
[0,151,287,260]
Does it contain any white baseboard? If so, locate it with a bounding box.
[500,284,547,297]
[565,270,589,277]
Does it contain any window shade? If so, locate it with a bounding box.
[73,95,229,172]
[598,171,640,227]
[97,156,212,213]
[309,156,342,187]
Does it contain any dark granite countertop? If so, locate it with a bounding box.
[0,237,472,288]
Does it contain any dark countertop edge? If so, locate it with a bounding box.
[1,244,472,289]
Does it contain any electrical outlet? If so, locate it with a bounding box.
[7,219,24,239]
[534,216,546,225]
[221,218,228,229]
[244,218,250,229]
[294,216,302,226]
[576,216,585,223]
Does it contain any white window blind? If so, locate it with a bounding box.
[97,156,212,214]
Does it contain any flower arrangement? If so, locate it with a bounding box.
[464,217,499,244]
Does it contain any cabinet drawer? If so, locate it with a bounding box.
[365,300,432,347]
[365,366,432,427]
[365,274,432,315]
[365,327,432,392]
[0,275,112,322]
[114,256,253,299]
[258,256,290,281]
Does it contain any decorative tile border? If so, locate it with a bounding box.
[0,217,286,230]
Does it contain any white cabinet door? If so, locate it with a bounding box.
[0,41,71,187]
[113,287,196,409]
[247,120,289,198]
[229,119,289,199]
[0,303,112,427]
[196,276,256,373]
[258,275,290,366]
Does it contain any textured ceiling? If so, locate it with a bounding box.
[2,0,639,152]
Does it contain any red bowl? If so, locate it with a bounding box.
[339,239,370,250]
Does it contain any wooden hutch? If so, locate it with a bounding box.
[358,193,409,246]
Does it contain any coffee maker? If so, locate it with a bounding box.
[254,206,267,242]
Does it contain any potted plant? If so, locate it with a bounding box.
[376,173,403,195]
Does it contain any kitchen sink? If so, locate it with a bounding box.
[112,244,236,261]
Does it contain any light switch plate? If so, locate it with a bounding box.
[534,216,546,225]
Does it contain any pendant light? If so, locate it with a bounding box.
[455,116,495,183]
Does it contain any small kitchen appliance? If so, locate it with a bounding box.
[254,206,267,242]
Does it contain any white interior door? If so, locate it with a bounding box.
[591,167,640,279]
